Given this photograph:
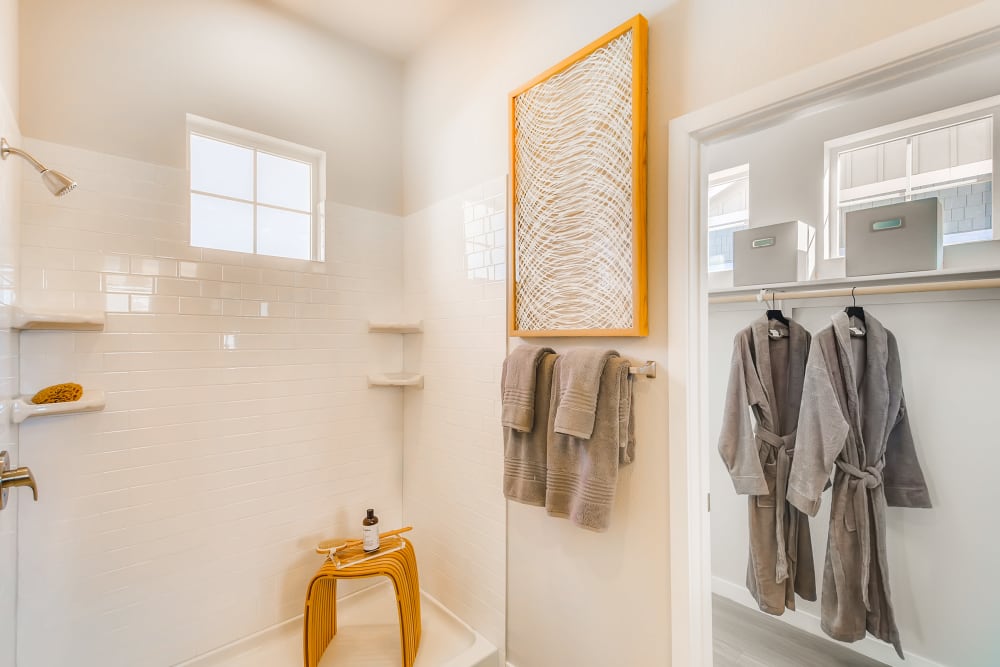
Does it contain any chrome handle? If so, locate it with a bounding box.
[0,450,38,509]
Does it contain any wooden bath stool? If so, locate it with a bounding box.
[303,536,422,667]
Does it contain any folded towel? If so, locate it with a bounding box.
[502,352,557,505]
[552,348,619,439]
[546,356,635,531]
[502,344,556,432]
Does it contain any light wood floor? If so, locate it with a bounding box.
[713,595,889,667]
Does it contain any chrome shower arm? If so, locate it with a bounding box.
[1,137,78,196]
[0,138,47,173]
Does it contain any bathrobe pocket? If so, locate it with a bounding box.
[757,461,778,508]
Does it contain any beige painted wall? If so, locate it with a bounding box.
[403,0,982,214]
[0,0,16,114]
[401,1,983,665]
[19,0,404,215]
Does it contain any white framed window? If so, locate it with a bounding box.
[825,97,1000,258]
[186,115,326,261]
[707,163,750,272]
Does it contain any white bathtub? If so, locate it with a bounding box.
[180,582,498,667]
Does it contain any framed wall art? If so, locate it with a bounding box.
[508,14,648,337]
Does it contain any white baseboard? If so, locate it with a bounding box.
[712,576,947,667]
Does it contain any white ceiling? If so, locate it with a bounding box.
[266,0,468,60]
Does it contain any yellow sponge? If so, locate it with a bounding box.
[31,383,83,404]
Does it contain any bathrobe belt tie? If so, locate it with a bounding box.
[836,458,886,612]
[754,426,796,584]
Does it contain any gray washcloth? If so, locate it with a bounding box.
[503,352,557,505]
[552,348,619,439]
[546,356,635,531]
[502,344,556,432]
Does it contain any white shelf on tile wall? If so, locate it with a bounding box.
[10,390,107,424]
[11,307,105,331]
[367,321,423,334]
[367,373,424,389]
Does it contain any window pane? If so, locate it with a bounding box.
[846,145,879,187]
[707,166,750,272]
[928,179,994,245]
[883,138,907,180]
[708,177,749,219]
[708,227,742,272]
[956,117,992,166]
[257,152,311,212]
[191,193,253,253]
[913,126,951,174]
[190,135,254,200]
[257,206,311,260]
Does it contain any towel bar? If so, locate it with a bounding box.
[628,361,656,378]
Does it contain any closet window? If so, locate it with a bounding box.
[187,115,326,261]
[707,164,750,272]
[828,100,999,256]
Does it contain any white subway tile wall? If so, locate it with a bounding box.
[402,178,507,654]
[0,102,21,667]
[16,139,405,666]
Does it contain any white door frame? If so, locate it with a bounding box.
[665,5,1000,665]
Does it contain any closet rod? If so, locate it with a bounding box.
[709,277,1000,305]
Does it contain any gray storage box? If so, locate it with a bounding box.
[733,221,814,286]
[845,199,942,276]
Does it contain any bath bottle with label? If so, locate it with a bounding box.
[362,508,380,552]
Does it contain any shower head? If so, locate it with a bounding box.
[39,168,78,197]
[1,137,78,197]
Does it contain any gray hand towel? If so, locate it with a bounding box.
[546,356,635,531]
[619,366,636,466]
[552,348,619,439]
[502,344,556,432]
[502,352,557,505]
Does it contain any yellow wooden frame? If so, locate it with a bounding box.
[508,14,648,338]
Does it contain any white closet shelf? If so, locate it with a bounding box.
[12,307,106,331]
[367,373,424,389]
[11,390,107,424]
[708,266,1000,296]
[367,321,423,334]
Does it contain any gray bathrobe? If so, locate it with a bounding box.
[787,311,931,659]
[718,315,816,614]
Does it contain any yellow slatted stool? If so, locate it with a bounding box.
[303,537,421,667]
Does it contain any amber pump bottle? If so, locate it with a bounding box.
[362,508,380,552]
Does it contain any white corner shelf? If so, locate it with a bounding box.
[11,390,107,424]
[12,307,106,331]
[367,321,423,334]
[367,373,424,389]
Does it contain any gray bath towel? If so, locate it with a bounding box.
[502,352,557,505]
[546,356,635,531]
[552,348,619,439]
[502,344,556,432]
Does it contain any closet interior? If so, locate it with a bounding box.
[706,45,1000,667]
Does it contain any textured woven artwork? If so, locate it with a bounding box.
[510,16,647,336]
